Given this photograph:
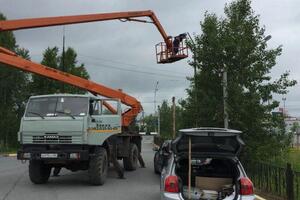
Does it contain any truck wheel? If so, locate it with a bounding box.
[29,160,51,184]
[123,143,138,171]
[88,147,108,185]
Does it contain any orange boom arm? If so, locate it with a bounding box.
[0,10,173,49]
[0,48,141,127]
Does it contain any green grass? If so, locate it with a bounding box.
[271,148,300,171]
[0,147,17,155]
[287,148,300,171]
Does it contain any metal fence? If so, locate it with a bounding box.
[295,170,300,200]
[242,160,300,200]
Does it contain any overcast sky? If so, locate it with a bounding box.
[0,0,299,116]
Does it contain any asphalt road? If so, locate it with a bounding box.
[0,136,160,200]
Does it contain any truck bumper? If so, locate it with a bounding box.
[17,149,89,161]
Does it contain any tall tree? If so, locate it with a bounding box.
[0,14,30,149]
[58,47,90,94]
[183,0,296,159]
[30,47,90,95]
[143,114,157,134]
[30,47,60,95]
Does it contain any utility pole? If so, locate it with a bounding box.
[172,97,176,139]
[158,105,160,136]
[61,26,66,93]
[154,81,159,133]
[187,33,198,127]
[223,67,229,129]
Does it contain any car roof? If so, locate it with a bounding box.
[179,127,241,135]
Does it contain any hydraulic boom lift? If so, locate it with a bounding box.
[0,10,188,127]
[0,10,188,185]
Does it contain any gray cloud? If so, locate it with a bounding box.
[0,0,299,115]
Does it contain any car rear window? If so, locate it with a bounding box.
[176,135,240,154]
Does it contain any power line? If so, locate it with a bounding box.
[30,53,192,79]
[78,53,186,76]
[79,58,188,79]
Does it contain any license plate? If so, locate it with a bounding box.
[41,153,58,158]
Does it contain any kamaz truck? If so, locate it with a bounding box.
[17,94,143,185]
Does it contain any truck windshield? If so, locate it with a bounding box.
[25,97,88,118]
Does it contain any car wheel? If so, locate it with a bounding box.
[29,160,51,184]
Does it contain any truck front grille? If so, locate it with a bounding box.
[32,135,72,144]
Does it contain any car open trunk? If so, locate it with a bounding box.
[176,157,239,200]
[172,128,245,200]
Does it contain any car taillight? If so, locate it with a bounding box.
[164,175,179,193]
[240,177,254,195]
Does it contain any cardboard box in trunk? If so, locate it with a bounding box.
[195,176,232,191]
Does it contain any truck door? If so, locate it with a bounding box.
[87,99,122,145]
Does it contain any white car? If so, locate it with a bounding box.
[160,128,255,200]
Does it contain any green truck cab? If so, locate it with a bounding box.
[17,94,143,185]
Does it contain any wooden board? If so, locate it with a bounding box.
[195,176,232,191]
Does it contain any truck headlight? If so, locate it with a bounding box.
[70,153,80,159]
[23,153,31,159]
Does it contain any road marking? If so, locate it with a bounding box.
[255,195,266,200]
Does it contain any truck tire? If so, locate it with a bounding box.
[88,147,108,185]
[123,143,138,171]
[29,160,51,184]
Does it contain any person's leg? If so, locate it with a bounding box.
[111,139,125,179]
[138,154,145,168]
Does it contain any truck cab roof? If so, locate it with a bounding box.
[29,94,101,100]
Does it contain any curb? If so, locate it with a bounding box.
[255,195,266,200]
[0,153,17,157]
